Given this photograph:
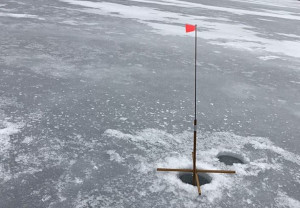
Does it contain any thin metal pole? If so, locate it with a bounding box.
[193,25,197,185]
[195,25,197,121]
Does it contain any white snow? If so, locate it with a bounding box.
[106,150,124,163]
[129,0,300,20]
[0,12,43,19]
[228,0,300,9]
[259,55,280,61]
[276,192,300,208]
[60,0,300,58]
[277,33,300,39]
[103,128,300,207]
[0,121,23,154]
[0,121,24,183]
[22,136,34,144]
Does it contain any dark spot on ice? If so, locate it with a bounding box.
[217,152,245,165]
[178,173,212,186]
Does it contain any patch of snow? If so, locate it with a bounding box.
[0,12,44,20]
[106,150,124,163]
[60,20,78,25]
[129,0,300,20]
[0,121,23,154]
[275,192,300,208]
[0,122,24,183]
[22,136,34,144]
[228,0,300,9]
[60,0,300,58]
[290,81,300,85]
[277,33,300,39]
[259,55,280,60]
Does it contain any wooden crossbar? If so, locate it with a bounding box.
[157,168,235,174]
[197,169,236,174]
[157,168,193,172]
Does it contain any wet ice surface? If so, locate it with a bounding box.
[0,0,300,207]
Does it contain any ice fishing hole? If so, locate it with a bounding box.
[178,173,212,186]
[217,152,245,165]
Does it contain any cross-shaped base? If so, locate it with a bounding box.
[157,152,236,195]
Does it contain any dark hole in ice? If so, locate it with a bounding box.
[179,173,212,186]
[217,154,244,165]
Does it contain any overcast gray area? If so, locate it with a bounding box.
[0,0,300,207]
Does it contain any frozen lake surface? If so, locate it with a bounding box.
[0,0,300,207]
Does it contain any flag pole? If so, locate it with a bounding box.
[193,24,197,186]
[156,24,235,196]
[195,24,197,121]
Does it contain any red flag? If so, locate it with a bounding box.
[185,24,196,33]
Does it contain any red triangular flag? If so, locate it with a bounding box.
[185,24,195,33]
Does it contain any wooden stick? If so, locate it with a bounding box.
[195,173,201,195]
[192,152,195,185]
[157,168,193,172]
[197,169,236,174]
[157,168,235,174]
